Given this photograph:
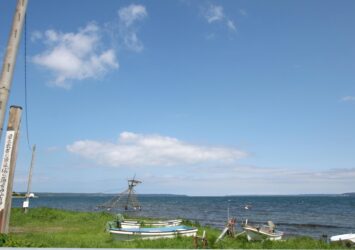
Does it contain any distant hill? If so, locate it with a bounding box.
[12,191,25,197]
[32,192,188,197]
[342,192,355,196]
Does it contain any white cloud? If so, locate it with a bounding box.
[118,4,147,52]
[67,131,247,167]
[32,5,147,88]
[203,4,236,32]
[341,96,355,102]
[118,4,147,27]
[205,4,224,23]
[32,23,119,88]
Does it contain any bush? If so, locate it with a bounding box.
[0,233,8,246]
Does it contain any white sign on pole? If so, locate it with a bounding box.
[22,200,29,208]
[0,131,15,210]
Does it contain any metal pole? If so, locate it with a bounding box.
[23,144,35,213]
[0,106,22,233]
[0,0,28,141]
[227,200,231,220]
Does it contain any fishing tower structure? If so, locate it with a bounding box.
[99,177,142,211]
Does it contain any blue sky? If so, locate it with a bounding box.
[0,0,354,195]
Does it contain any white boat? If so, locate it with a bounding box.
[109,214,182,229]
[108,225,198,240]
[26,192,38,198]
[330,233,355,244]
[243,220,283,241]
[120,219,182,229]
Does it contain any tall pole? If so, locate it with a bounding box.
[0,0,28,141]
[227,201,230,220]
[23,144,35,213]
[0,106,22,233]
[227,199,232,221]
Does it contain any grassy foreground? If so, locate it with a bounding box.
[0,207,349,248]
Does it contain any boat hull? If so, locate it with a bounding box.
[243,225,283,241]
[330,234,355,243]
[109,225,198,241]
[121,219,182,229]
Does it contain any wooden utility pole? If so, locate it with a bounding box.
[0,106,22,233]
[0,0,28,141]
[23,144,36,213]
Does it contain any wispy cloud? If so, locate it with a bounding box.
[203,4,237,32]
[67,131,247,167]
[118,4,147,27]
[205,4,224,23]
[142,166,355,195]
[118,4,147,52]
[32,23,118,89]
[30,30,42,42]
[226,20,236,31]
[341,96,355,102]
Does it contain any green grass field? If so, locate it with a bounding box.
[0,207,350,248]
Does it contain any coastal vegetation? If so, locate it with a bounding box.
[12,192,26,197]
[1,208,351,248]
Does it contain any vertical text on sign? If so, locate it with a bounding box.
[0,131,15,210]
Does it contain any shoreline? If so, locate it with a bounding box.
[2,207,350,249]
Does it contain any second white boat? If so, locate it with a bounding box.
[242,220,284,241]
[330,233,355,244]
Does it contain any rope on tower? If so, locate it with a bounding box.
[98,177,142,211]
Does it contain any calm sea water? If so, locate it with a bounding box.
[12,194,355,239]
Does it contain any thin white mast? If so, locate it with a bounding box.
[23,144,35,213]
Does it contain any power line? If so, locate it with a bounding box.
[24,13,31,151]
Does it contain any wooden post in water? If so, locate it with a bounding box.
[0,106,22,233]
